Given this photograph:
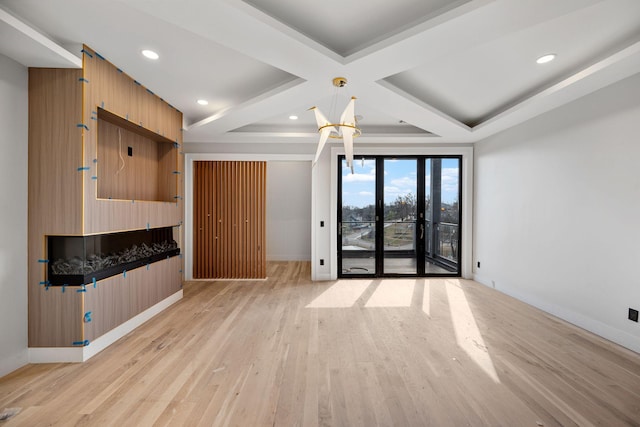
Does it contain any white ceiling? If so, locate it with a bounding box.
[1,0,639,147]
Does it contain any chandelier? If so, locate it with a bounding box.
[310,77,361,173]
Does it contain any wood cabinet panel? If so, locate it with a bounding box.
[81,45,183,235]
[28,68,84,235]
[83,46,179,139]
[28,286,84,348]
[28,68,84,347]
[84,257,182,342]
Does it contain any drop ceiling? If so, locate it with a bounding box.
[1,0,639,147]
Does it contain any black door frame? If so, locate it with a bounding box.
[337,154,462,278]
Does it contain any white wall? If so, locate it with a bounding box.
[266,161,311,261]
[311,145,333,280]
[0,54,29,377]
[474,72,640,353]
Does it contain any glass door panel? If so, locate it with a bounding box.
[383,158,417,274]
[425,158,460,274]
[340,157,376,276]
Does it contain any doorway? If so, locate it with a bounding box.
[338,156,461,277]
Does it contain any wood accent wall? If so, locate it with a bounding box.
[28,45,184,347]
[193,161,266,279]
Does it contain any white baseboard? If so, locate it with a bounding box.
[266,255,311,261]
[189,277,268,282]
[313,272,333,281]
[29,347,84,363]
[29,290,183,364]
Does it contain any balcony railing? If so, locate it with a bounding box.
[435,222,458,263]
[341,221,375,251]
[383,220,415,251]
[341,220,459,266]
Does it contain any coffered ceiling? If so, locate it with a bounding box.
[1,0,639,147]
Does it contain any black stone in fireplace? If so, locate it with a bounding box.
[47,226,180,285]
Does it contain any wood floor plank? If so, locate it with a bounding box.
[2,261,640,426]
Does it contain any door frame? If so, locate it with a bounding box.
[184,153,313,281]
[329,146,474,280]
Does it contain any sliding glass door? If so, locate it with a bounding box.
[383,158,418,274]
[339,157,377,275]
[338,155,461,277]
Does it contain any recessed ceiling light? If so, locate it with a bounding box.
[536,54,556,64]
[289,115,298,120]
[197,99,209,106]
[141,49,159,60]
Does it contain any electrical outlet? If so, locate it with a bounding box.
[629,308,639,322]
[320,221,324,227]
[320,259,324,266]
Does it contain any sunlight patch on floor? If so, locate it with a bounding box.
[305,280,370,308]
[445,279,500,383]
[365,279,415,308]
[422,280,431,317]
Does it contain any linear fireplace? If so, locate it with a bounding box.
[48,226,180,285]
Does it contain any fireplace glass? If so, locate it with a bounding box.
[47,226,180,285]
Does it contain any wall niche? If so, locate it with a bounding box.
[97,108,177,202]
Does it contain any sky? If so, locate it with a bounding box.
[342,158,460,208]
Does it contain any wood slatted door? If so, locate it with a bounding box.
[193,161,266,279]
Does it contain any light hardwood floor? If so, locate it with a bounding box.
[2,261,639,426]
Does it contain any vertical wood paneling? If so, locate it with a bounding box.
[249,163,256,277]
[193,161,266,279]
[194,161,203,278]
[212,162,219,277]
[193,163,200,277]
[193,161,218,279]
[259,162,266,277]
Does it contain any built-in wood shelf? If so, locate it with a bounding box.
[97,108,177,202]
[97,108,176,144]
